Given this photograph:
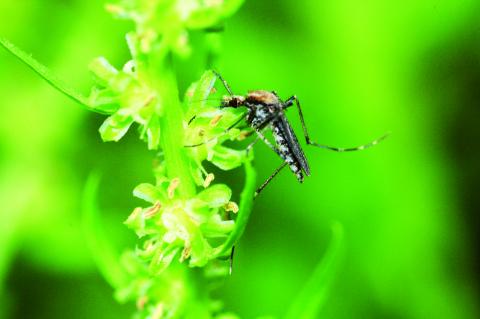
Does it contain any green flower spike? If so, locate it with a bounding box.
[126,178,237,273]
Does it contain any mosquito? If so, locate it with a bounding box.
[187,71,389,197]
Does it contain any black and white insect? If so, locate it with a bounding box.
[188,71,389,197]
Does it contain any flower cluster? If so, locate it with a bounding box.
[183,70,250,186]
[114,70,251,317]
[126,180,238,272]
[0,0,341,316]
[82,1,254,317]
[87,0,246,153]
[105,0,244,57]
[89,57,161,149]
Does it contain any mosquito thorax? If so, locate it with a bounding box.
[246,90,280,105]
[222,95,245,108]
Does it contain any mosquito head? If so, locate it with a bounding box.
[221,95,246,108]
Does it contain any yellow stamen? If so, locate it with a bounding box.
[224,201,239,213]
[210,114,223,126]
[145,201,162,218]
[167,178,180,199]
[136,296,148,310]
[180,246,191,262]
[238,131,250,141]
[203,173,215,188]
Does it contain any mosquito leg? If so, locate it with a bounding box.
[247,129,288,197]
[254,162,288,198]
[187,115,196,125]
[283,95,315,145]
[284,95,389,152]
[229,246,235,275]
[204,26,225,33]
[212,70,234,96]
[307,132,390,152]
[255,130,283,158]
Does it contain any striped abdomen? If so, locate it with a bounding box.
[272,121,304,182]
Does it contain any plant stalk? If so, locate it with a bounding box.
[146,53,196,199]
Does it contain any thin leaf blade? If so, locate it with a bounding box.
[82,173,128,289]
[285,222,345,319]
[0,37,102,113]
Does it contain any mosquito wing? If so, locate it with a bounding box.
[278,113,311,176]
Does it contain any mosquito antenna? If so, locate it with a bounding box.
[212,70,234,96]
[187,97,223,104]
[185,136,217,148]
[185,98,224,126]
[310,132,390,152]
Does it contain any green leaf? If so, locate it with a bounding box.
[133,183,166,203]
[187,9,223,30]
[214,313,241,319]
[185,70,218,119]
[124,207,145,235]
[88,87,121,113]
[81,173,128,290]
[189,159,206,187]
[89,56,119,85]
[146,116,161,150]
[185,0,246,29]
[188,236,212,267]
[150,244,181,275]
[220,0,246,17]
[200,215,234,237]
[284,222,345,319]
[110,71,135,93]
[210,145,244,170]
[0,37,105,113]
[99,112,134,142]
[196,184,232,208]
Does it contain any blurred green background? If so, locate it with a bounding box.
[1,0,479,318]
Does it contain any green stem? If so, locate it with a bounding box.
[146,53,196,199]
[213,159,256,257]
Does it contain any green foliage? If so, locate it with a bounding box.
[2,1,480,319]
[0,37,99,112]
[82,173,128,290]
[126,181,235,271]
[0,1,345,318]
[1,0,256,317]
[85,1,256,317]
[285,223,344,319]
